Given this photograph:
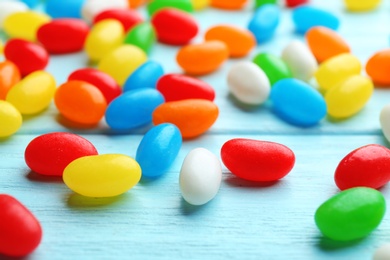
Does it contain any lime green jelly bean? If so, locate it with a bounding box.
[124,22,156,54]
[63,154,142,197]
[325,75,373,119]
[315,187,386,241]
[0,100,22,137]
[6,71,56,115]
[147,0,193,16]
[315,53,361,92]
[85,19,124,62]
[253,53,292,86]
[255,0,277,8]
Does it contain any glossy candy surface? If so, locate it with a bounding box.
[344,0,381,11]
[292,6,340,34]
[124,22,156,53]
[192,0,209,10]
[366,49,390,86]
[45,0,85,18]
[123,61,164,92]
[0,60,21,100]
[248,4,280,43]
[253,53,292,86]
[0,100,22,138]
[286,0,309,7]
[82,0,129,23]
[93,9,143,32]
[0,1,28,29]
[255,0,276,7]
[210,0,247,10]
[147,0,194,16]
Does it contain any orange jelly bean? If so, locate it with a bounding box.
[153,99,219,139]
[306,26,350,63]
[366,49,390,86]
[210,0,247,9]
[176,40,229,75]
[0,60,21,100]
[54,80,107,125]
[129,0,145,8]
[205,25,256,58]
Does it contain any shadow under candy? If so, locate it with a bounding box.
[316,235,367,252]
[180,197,213,216]
[66,192,132,208]
[26,170,63,184]
[224,175,281,189]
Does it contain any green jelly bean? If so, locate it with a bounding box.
[124,22,156,54]
[315,187,386,241]
[253,53,292,86]
[255,0,277,8]
[147,0,193,16]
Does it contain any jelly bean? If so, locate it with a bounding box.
[210,0,247,10]
[136,123,182,178]
[106,88,164,130]
[124,22,156,53]
[0,39,3,54]
[157,74,215,102]
[176,40,229,75]
[191,0,209,10]
[147,0,194,16]
[380,104,390,143]
[344,0,381,11]
[253,53,292,86]
[180,148,222,205]
[315,53,361,92]
[0,60,21,100]
[205,25,255,58]
[325,75,373,118]
[55,80,107,125]
[37,19,89,54]
[334,144,390,191]
[255,0,276,8]
[153,99,218,138]
[20,0,40,8]
[286,0,309,7]
[85,19,124,62]
[227,61,270,105]
[315,187,386,241]
[45,0,85,19]
[81,0,129,23]
[306,26,350,63]
[4,39,49,77]
[93,9,143,32]
[0,194,42,257]
[281,40,317,82]
[271,79,327,127]
[123,60,164,92]
[98,45,147,85]
[0,100,22,138]
[0,1,28,29]
[248,4,280,43]
[63,154,141,197]
[221,138,295,182]
[25,132,99,176]
[374,243,390,260]
[3,11,51,42]
[129,0,145,9]
[6,71,56,115]
[68,68,122,104]
[366,49,390,86]
[151,8,198,45]
[292,6,340,34]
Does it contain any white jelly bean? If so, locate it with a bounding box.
[0,0,29,29]
[179,148,222,206]
[227,61,270,105]
[373,243,390,260]
[380,104,390,143]
[82,0,129,23]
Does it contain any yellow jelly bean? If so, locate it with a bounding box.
[0,39,3,55]
[325,75,373,118]
[6,71,56,115]
[98,44,147,86]
[3,11,50,42]
[63,154,142,197]
[0,100,22,137]
[344,0,381,11]
[315,53,361,92]
[84,19,124,62]
[192,0,210,10]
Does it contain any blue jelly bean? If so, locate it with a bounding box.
[20,0,40,8]
[45,0,86,19]
[136,123,182,178]
[106,88,165,130]
[292,6,340,34]
[248,4,280,44]
[123,60,164,92]
[270,79,327,127]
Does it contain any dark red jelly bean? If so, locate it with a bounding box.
[221,138,295,182]
[157,74,215,102]
[68,68,122,104]
[37,18,89,54]
[151,8,198,45]
[0,194,42,257]
[25,132,98,176]
[334,144,390,190]
[4,39,49,77]
[93,9,143,32]
[286,0,309,7]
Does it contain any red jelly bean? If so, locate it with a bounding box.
[37,19,89,54]
[157,74,215,102]
[25,132,99,176]
[0,194,42,257]
[93,9,143,32]
[0,60,21,100]
[221,139,295,182]
[151,8,198,45]
[334,144,390,190]
[68,68,122,104]
[286,0,309,7]
[4,39,49,77]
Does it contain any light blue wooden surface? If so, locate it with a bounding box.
[1,1,390,259]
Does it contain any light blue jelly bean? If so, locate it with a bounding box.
[292,6,340,34]
[123,60,164,92]
[136,123,182,178]
[45,0,86,19]
[248,4,280,44]
[105,88,165,130]
[21,0,40,8]
[270,79,327,127]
